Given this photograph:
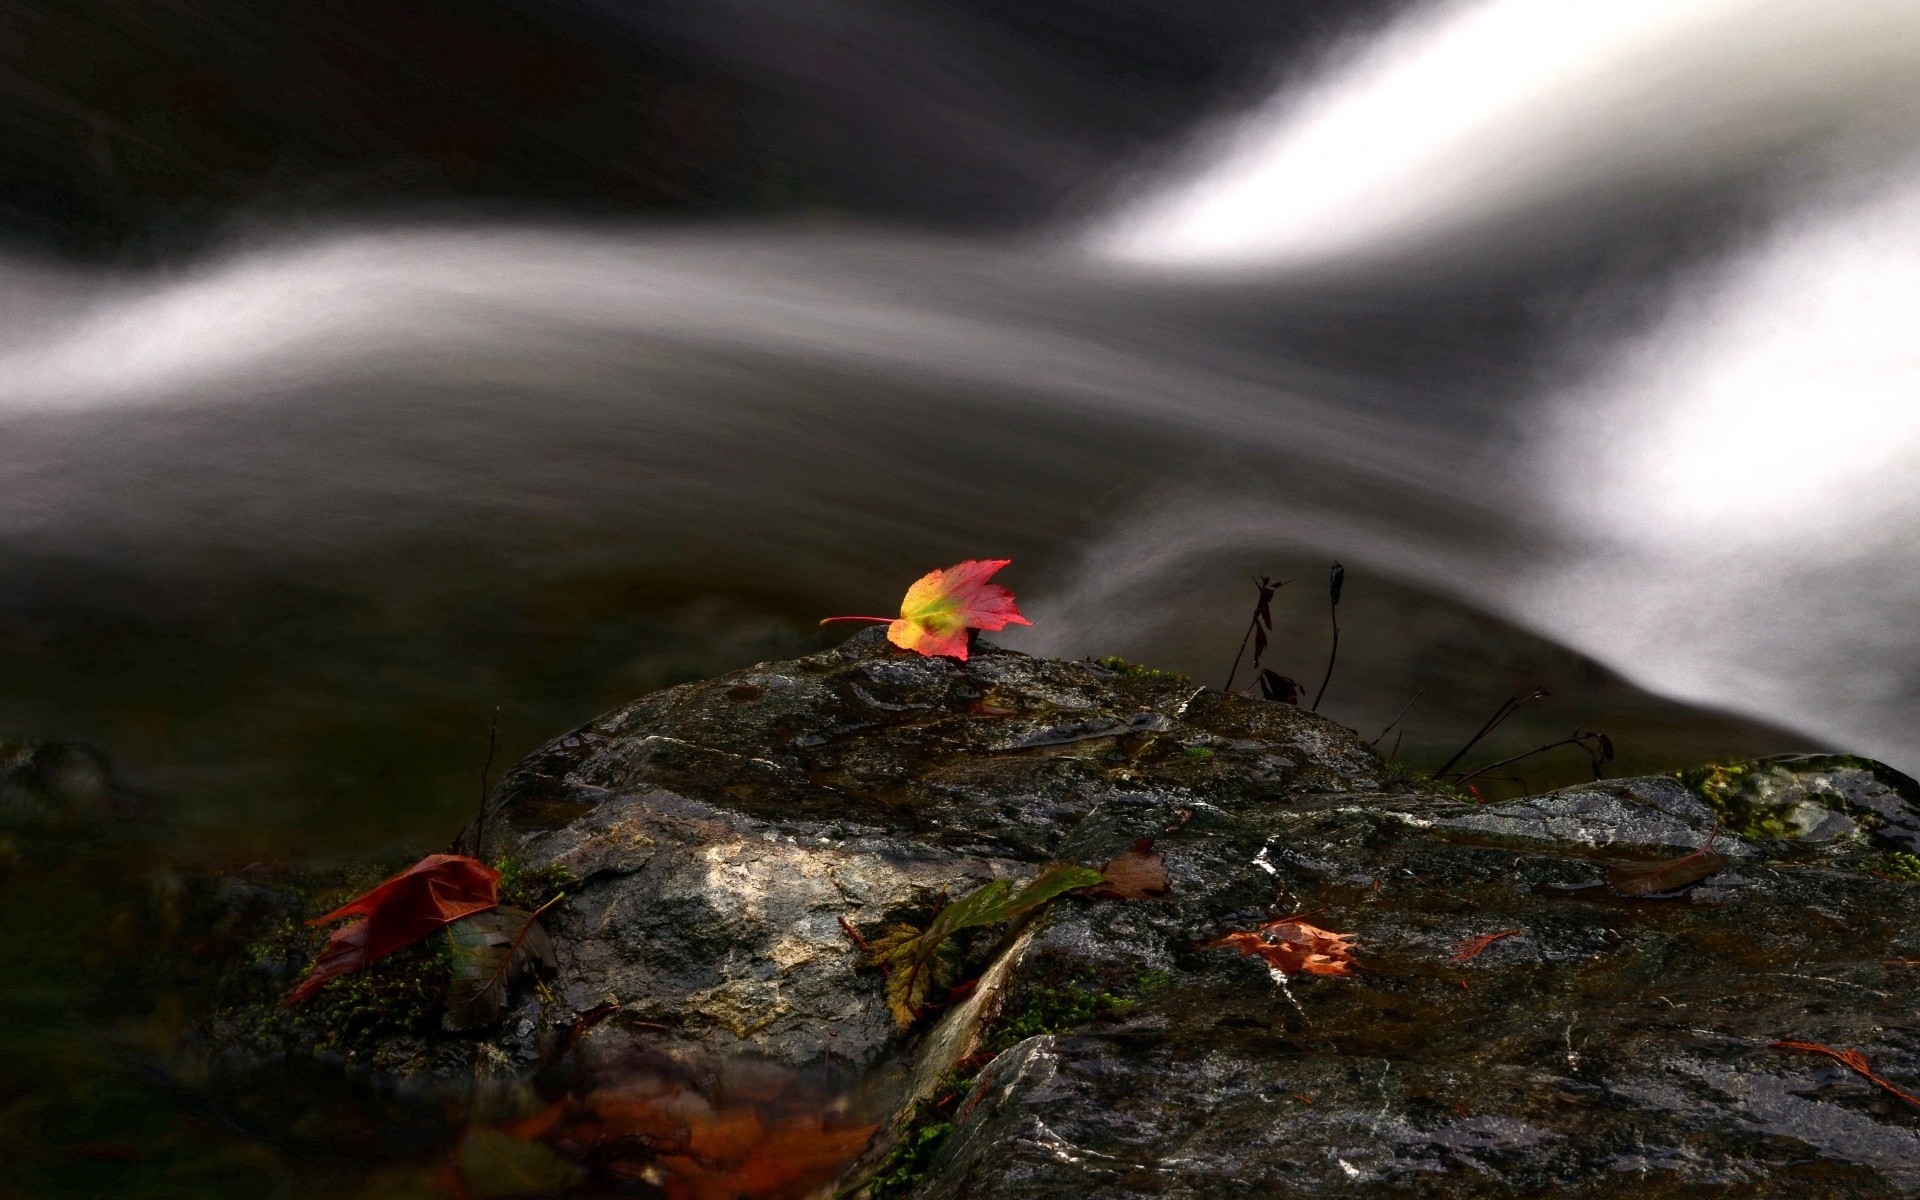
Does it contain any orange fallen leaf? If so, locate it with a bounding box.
[288,853,499,1004]
[1771,1041,1920,1110]
[1209,915,1356,977]
[1085,838,1171,900]
[1450,928,1520,964]
[820,559,1030,660]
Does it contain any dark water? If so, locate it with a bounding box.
[2,1,1920,1195]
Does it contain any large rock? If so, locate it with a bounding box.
[198,630,1920,1195]
[485,627,1390,1072]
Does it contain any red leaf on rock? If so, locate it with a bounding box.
[1086,838,1172,900]
[1449,928,1520,964]
[287,853,499,1004]
[820,559,1030,661]
[1771,1041,1920,1110]
[1209,915,1356,977]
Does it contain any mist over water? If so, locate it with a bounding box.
[3,0,1920,839]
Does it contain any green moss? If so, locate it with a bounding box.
[297,938,452,1052]
[987,980,1133,1054]
[1867,853,1920,883]
[1421,773,1482,804]
[1677,761,1810,840]
[1087,656,1191,686]
[981,956,1169,1056]
[216,913,452,1057]
[1183,746,1215,760]
[495,859,576,911]
[866,1115,956,1200]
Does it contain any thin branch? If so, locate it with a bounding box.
[475,706,499,861]
[1435,689,1549,778]
[1310,563,1344,712]
[1456,729,1610,787]
[1370,690,1424,746]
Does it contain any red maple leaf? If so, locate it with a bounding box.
[821,559,1030,660]
[286,853,499,1004]
[1209,915,1356,977]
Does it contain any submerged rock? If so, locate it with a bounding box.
[194,631,1920,1195]
[0,740,115,829]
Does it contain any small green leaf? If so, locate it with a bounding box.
[863,865,1103,1029]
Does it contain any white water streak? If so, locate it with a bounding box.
[1099,0,1920,269]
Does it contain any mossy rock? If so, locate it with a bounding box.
[1678,753,1920,850]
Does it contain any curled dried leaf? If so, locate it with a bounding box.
[1449,928,1520,964]
[1606,832,1728,897]
[1209,916,1356,977]
[1772,1041,1920,1109]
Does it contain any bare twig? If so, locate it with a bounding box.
[1310,563,1344,712]
[475,707,499,860]
[1370,690,1424,747]
[1455,729,1611,787]
[1435,689,1549,779]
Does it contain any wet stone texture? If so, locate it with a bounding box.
[487,627,1386,1074]
[203,630,1920,1194]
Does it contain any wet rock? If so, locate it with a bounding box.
[192,632,1920,1195]
[901,777,1920,1198]
[1427,774,1748,855]
[485,627,1393,1072]
[1682,755,1920,851]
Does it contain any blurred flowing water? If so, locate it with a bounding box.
[3,0,1920,1194]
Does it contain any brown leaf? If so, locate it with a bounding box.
[1086,838,1171,900]
[443,900,560,1031]
[1772,1041,1920,1110]
[1209,916,1356,977]
[1606,834,1728,897]
[1449,928,1520,964]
